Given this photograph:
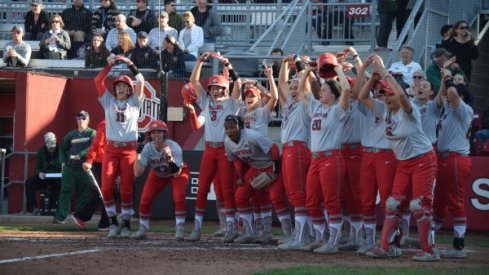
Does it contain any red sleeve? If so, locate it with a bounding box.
[94,63,114,96]
[86,122,106,164]
[270,143,280,161]
[188,110,203,130]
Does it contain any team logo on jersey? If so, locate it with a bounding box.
[138,81,161,132]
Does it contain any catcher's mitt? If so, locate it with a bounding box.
[250,172,277,190]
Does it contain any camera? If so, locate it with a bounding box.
[445,76,454,88]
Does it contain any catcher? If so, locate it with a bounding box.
[223,115,281,244]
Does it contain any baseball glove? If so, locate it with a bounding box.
[250,172,277,190]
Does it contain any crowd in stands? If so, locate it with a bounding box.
[2,0,223,77]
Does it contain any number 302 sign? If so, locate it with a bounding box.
[347,4,371,18]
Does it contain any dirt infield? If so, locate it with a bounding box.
[0,216,488,275]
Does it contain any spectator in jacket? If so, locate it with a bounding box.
[105,14,137,51]
[191,0,223,43]
[91,0,120,39]
[85,34,110,68]
[165,0,183,32]
[24,132,62,215]
[160,35,185,78]
[178,11,203,61]
[129,31,159,70]
[39,15,71,60]
[127,0,156,33]
[61,0,92,59]
[24,0,50,40]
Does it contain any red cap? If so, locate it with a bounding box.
[317,52,339,79]
[244,87,261,99]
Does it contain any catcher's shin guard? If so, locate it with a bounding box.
[257,216,273,243]
[415,216,435,254]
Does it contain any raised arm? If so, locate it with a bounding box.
[435,69,450,108]
[94,62,115,96]
[190,52,209,99]
[373,55,412,114]
[278,55,293,103]
[335,66,351,110]
[221,58,242,101]
[264,65,278,111]
[298,65,315,105]
[357,55,376,110]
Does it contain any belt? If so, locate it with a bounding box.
[438,152,467,158]
[282,140,307,149]
[341,143,361,150]
[363,147,392,153]
[205,141,224,148]
[311,150,340,159]
[106,140,137,148]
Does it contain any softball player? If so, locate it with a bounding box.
[94,56,145,238]
[277,55,312,250]
[298,64,351,253]
[131,120,190,240]
[353,64,398,255]
[223,115,281,244]
[360,55,439,262]
[433,73,473,259]
[187,53,241,242]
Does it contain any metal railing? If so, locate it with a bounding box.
[0,150,36,214]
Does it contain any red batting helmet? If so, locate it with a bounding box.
[181,82,197,104]
[113,75,135,94]
[207,75,229,89]
[317,52,339,79]
[244,86,261,99]
[147,120,168,135]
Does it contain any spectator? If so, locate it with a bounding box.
[39,15,71,60]
[441,20,479,81]
[105,14,137,51]
[24,0,50,40]
[191,0,223,43]
[426,48,463,92]
[376,0,409,51]
[408,69,426,96]
[127,0,156,33]
[53,111,96,224]
[129,31,159,70]
[474,107,489,156]
[24,132,61,215]
[178,11,204,61]
[149,11,178,50]
[387,45,422,86]
[453,72,474,107]
[61,0,92,59]
[107,31,135,61]
[160,35,185,78]
[91,0,120,39]
[85,34,110,68]
[435,24,453,49]
[3,26,32,67]
[165,0,183,32]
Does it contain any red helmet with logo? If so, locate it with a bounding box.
[181,82,197,104]
[317,52,339,79]
[147,120,168,135]
[207,75,229,89]
[113,75,135,94]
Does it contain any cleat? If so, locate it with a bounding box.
[130,226,148,240]
[97,226,110,232]
[314,243,339,254]
[301,240,323,252]
[119,226,131,238]
[107,224,119,238]
[213,227,227,237]
[356,243,375,255]
[188,228,201,241]
[339,240,362,251]
[52,218,65,224]
[175,223,185,241]
[71,215,86,228]
[412,251,441,262]
[366,246,402,258]
[440,248,467,259]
